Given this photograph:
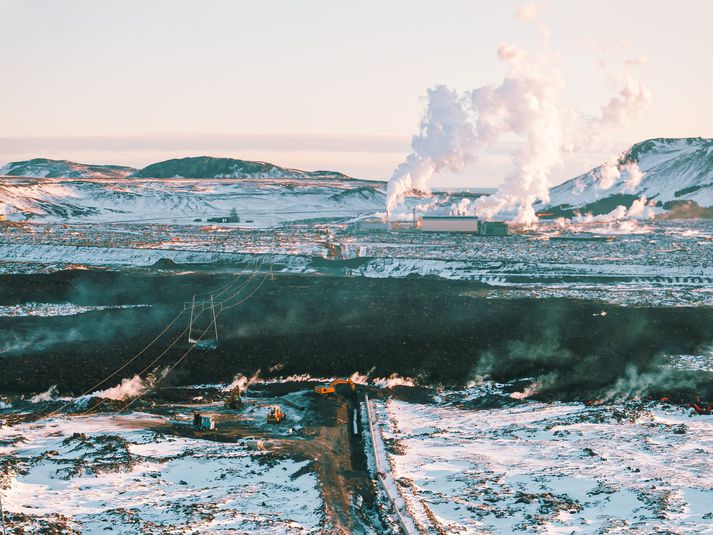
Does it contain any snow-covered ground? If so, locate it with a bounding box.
[0,302,150,317]
[546,138,713,209]
[1,219,711,306]
[0,413,322,533]
[370,395,713,533]
[0,176,385,224]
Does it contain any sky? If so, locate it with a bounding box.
[1,0,712,187]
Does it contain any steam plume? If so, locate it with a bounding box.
[226,371,261,393]
[386,85,475,211]
[385,4,651,225]
[30,385,59,403]
[92,375,147,401]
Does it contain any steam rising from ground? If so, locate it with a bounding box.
[226,371,261,393]
[92,375,147,401]
[91,368,169,401]
[386,4,651,225]
[30,385,59,403]
[372,373,416,389]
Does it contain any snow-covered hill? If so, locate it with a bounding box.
[543,138,713,214]
[0,158,136,179]
[0,176,385,223]
[0,156,352,180]
[132,156,351,180]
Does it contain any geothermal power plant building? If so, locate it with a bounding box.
[421,216,479,233]
[477,220,509,236]
[420,216,509,235]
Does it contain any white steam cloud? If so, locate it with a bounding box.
[92,375,147,401]
[30,385,58,403]
[385,4,651,226]
[386,85,475,212]
[595,159,645,192]
[226,371,261,393]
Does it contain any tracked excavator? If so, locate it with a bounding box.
[224,384,242,409]
[314,378,356,396]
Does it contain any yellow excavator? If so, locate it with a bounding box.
[224,384,242,409]
[314,378,356,396]
[267,405,285,423]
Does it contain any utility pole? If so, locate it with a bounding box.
[1,486,6,535]
[210,295,219,343]
[188,295,195,343]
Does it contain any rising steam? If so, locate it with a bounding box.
[386,4,651,225]
[92,375,147,401]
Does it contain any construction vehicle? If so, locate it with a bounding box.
[240,436,266,451]
[224,384,242,409]
[314,378,356,396]
[169,412,215,431]
[266,405,285,423]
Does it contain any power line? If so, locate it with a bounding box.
[46,309,186,418]
[82,257,271,417]
[112,262,274,415]
[49,256,263,418]
[0,486,6,535]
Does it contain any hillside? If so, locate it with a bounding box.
[0,158,136,179]
[0,156,353,180]
[0,176,384,222]
[131,156,352,179]
[542,138,713,216]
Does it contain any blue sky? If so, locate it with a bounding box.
[1,0,712,185]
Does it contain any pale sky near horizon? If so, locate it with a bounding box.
[1,0,712,186]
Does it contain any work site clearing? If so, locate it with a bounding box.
[1,180,712,533]
[1,378,713,534]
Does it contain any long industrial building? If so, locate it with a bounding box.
[421,216,479,233]
[420,216,509,235]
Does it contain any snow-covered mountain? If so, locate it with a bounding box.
[0,156,352,180]
[542,138,713,215]
[132,156,352,180]
[0,158,136,179]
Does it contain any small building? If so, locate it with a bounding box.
[421,216,479,233]
[478,221,509,236]
[207,208,240,224]
[353,218,389,232]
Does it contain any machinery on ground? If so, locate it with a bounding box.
[314,378,356,396]
[225,384,242,409]
[267,406,286,423]
[169,412,215,431]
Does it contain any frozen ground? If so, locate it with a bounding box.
[0,176,385,224]
[0,412,322,533]
[370,394,713,534]
[0,302,150,317]
[1,218,711,307]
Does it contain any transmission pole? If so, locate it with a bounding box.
[210,295,219,343]
[188,295,195,343]
[1,486,6,535]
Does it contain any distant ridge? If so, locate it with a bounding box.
[0,158,136,179]
[0,156,353,180]
[132,156,351,179]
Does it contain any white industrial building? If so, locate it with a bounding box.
[421,216,479,233]
[419,216,510,235]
